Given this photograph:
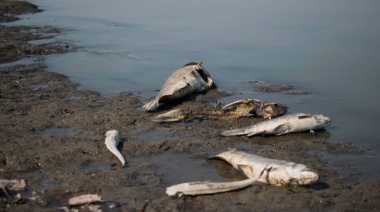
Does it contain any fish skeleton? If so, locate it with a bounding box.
[105,130,125,166]
[151,99,287,122]
[213,149,319,186]
[143,62,215,111]
[166,165,268,197]
[219,113,331,137]
[221,99,288,119]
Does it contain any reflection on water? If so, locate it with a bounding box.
[11,0,380,180]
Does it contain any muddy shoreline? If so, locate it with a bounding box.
[1,1,379,211]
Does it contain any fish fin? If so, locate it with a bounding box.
[143,100,159,111]
[272,123,291,135]
[222,99,254,110]
[151,109,185,122]
[247,132,258,137]
[229,148,238,152]
[310,129,315,134]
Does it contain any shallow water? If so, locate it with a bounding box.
[10,0,380,182]
[149,153,226,185]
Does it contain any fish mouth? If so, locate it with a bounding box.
[195,68,215,88]
[315,115,331,129]
[316,115,331,128]
[291,169,319,185]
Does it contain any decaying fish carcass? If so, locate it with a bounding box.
[151,99,288,122]
[212,149,319,186]
[143,62,215,111]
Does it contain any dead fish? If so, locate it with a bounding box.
[221,99,288,119]
[166,166,268,197]
[105,130,125,166]
[143,62,215,111]
[151,99,287,122]
[213,149,319,186]
[219,113,331,137]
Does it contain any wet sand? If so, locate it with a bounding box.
[1,1,380,211]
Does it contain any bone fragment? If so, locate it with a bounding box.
[68,194,102,206]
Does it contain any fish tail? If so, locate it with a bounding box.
[143,99,159,111]
[151,109,185,122]
[219,129,249,137]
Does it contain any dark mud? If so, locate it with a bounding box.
[1,1,379,211]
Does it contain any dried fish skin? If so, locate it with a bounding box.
[105,130,125,166]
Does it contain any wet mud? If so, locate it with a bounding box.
[1,1,380,211]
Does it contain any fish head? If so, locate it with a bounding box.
[105,130,120,140]
[257,102,288,118]
[314,114,331,129]
[194,62,215,88]
[282,163,319,185]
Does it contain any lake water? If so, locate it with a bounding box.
[11,0,380,181]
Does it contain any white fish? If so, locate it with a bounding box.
[166,166,268,197]
[105,130,125,166]
[219,113,331,137]
[143,62,215,111]
[213,149,319,186]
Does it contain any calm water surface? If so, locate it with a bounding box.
[12,0,380,182]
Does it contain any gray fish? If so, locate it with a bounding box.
[219,113,331,137]
[143,62,215,111]
[150,99,287,122]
